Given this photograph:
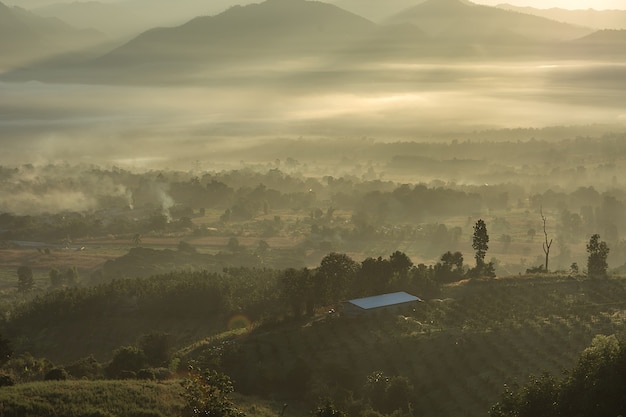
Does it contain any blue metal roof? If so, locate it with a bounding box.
[347,291,421,310]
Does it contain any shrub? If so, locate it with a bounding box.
[137,368,156,380]
[0,374,14,387]
[66,355,103,380]
[106,346,148,379]
[45,367,69,381]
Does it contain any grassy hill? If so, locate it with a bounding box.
[0,379,184,417]
[186,275,626,416]
[0,378,292,417]
[3,270,626,416]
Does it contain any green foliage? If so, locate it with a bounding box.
[315,252,359,304]
[44,367,69,381]
[139,333,174,368]
[388,251,413,280]
[0,373,15,387]
[559,334,626,417]
[490,334,626,417]
[434,251,464,283]
[65,266,80,286]
[49,268,63,289]
[467,220,496,278]
[2,353,54,383]
[106,346,148,379]
[472,219,489,269]
[363,372,414,415]
[587,234,610,279]
[281,268,314,318]
[0,380,183,417]
[17,265,35,292]
[0,333,13,367]
[66,355,104,380]
[490,374,559,417]
[312,401,347,417]
[180,367,244,417]
[359,256,392,296]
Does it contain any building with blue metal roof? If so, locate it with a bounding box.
[341,291,422,317]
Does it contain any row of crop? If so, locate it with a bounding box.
[217,277,626,417]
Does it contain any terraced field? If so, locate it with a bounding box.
[204,275,626,417]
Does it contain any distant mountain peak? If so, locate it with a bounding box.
[419,0,474,7]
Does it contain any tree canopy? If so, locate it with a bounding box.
[490,334,626,417]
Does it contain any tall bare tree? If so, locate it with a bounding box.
[541,207,553,272]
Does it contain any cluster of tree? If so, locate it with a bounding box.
[532,188,626,244]
[490,334,626,417]
[349,184,483,224]
[180,367,244,417]
[0,331,175,386]
[281,219,497,317]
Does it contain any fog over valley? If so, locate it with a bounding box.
[1,58,626,166]
[3,1,626,417]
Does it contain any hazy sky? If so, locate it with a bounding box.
[472,0,625,9]
[5,0,626,10]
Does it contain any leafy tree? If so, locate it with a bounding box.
[281,268,313,317]
[17,265,35,292]
[106,346,148,379]
[0,374,14,387]
[434,251,464,283]
[147,212,169,231]
[180,367,244,417]
[472,219,489,268]
[490,334,626,417]
[587,234,610,279]
[65,266,79,286]
[44,367,69,381]
[138,332,174,367]
[389,251,413,280]
[359,256,392,295]
[490,373,559,417]
[469,220,494,278]
[49,268,63,289]
[410,263,440,298]
[363,371,414,414]
[559,334,626,417]
[315,252,359,304]
[66,355,103,380]
[256,240,270,255]
[178,240,197,253]
[0,334,13,366]
[227,237,241,252]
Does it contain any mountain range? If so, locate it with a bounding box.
[496,3,626,30]
[89,0,376,75]
[31,0,259,38]
[3,0,625,84]
[0,0,105,68]
[386,0,592,42]
[325,0,427,22]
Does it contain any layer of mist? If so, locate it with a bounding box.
[1,58,625,169]
[0,0,625,185]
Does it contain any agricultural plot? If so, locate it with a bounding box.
[207,275,626,417]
